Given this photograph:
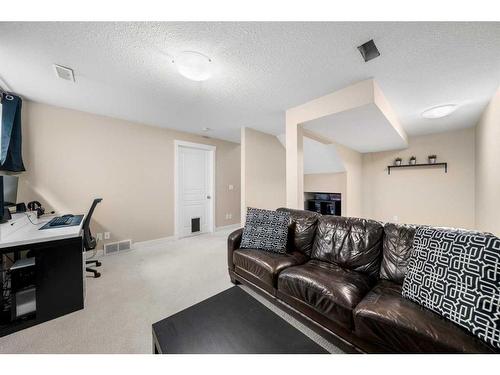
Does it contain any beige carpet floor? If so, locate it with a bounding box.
[0,229,342,354]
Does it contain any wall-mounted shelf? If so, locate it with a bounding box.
[387,162,448,175]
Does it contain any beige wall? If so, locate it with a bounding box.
[335,142,363,217]
[362,128,475,229]
[241,127,286,219]
[19,101,241,245]
[475,88,500,236]
[285,79,407,208]
[304,172,346,195]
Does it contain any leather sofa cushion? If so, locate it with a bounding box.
[379,223,417,284]
[380,223,493,284]
[278,260,375,329]
[353,280,497,353]
[233,249,308,289]
[311,216,383,278]
[227,228,243,271]
[277,208,320,256]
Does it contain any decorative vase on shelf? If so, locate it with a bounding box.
[409,156,417,165]
[428,155,437,164]
[394,158,402,166]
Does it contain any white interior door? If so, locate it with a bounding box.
[176,143,214,237]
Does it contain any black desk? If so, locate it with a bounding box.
[0,213,85,337]
[152,287,328,354]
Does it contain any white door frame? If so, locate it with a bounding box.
[174,140,216,238]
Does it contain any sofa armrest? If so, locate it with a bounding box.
[227,228,244,271]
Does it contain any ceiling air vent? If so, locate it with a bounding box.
[53,64,75,82]
[357,39,380,62]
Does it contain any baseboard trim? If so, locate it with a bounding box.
[86,248,104,259]
[107,225,240,252]
[134,236,176,249]
[216,224,241,232]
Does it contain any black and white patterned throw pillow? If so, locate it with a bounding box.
[240,208,290,253]
[402,227,500,349]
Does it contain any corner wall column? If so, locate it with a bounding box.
[285,115,303,209]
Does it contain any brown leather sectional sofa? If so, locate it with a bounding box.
[227,208,498,353]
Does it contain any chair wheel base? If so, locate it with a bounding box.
[86,267,101,278]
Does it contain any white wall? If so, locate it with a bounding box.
[277,134,345,175]
[303,138,345,174]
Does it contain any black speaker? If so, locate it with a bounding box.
[2,208,11,221]
[16,202,27,213]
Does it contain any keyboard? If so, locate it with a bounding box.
[48,216,73,227]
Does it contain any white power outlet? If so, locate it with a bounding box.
[104,232,111,240]
[392,216,399,222]
[228,184,234,191]
[228,213,232,220]
[96,233,103,241]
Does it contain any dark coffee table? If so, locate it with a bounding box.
[152,286,328,354]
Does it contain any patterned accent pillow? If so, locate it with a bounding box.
[240,208,290,253]
[402,227,500,349]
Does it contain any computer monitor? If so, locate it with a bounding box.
[3,175,19,207]
[0,175,19,223]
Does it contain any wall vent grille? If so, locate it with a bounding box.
[104,239,133,255]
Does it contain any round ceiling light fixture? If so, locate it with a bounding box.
[421,104,458,119]
[173,51,212,81]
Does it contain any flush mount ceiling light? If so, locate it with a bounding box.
[173,51,212,81]
[421,104,458,119]
[202,127,212,132]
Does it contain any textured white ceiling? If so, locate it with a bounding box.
[304,103,408,152]
[0,22,499,143]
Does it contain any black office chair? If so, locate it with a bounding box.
[83,198,103,278]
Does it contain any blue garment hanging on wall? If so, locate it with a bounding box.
[0,93,25,172]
